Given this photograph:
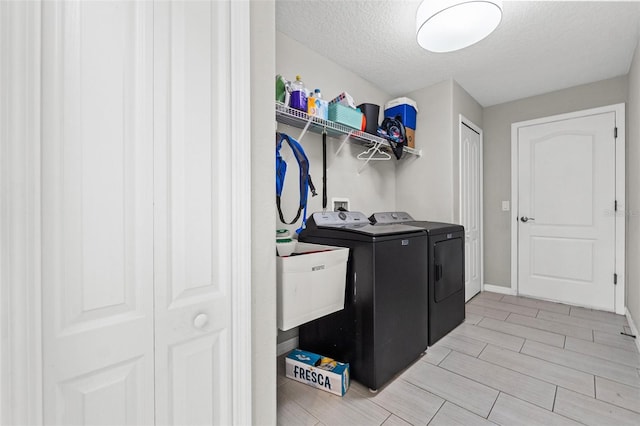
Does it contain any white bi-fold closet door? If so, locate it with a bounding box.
[41,1,243,424]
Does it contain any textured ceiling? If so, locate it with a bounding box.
[276,0,640,106]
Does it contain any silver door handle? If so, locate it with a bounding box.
[520,216,535,223]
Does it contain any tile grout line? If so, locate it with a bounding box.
[424,399,446,425]
[439,348,560,411]
[474,317,568,346]
[555,384,640,423]
[437,346,455,365]
[415,360,507,408]
[473,344,596,396]
[592,373,640,415]
[446,327,638,391]
[379,412,392,426]
[514,343,633,390]
[504,313,596,339]
[485,390,501,420]
[477,343,490,359]
[553,386,595,425]
[555,338,640,370]
[527,314,620,336]
[469,299,541,318]
[352,384,405,423]
[495,296,573,316]
[291,396,322,426]
[478,385,557,414]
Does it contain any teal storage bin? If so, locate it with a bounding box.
[329,103,363,130]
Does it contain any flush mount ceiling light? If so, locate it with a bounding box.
[416,0,503,53]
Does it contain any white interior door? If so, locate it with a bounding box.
[517,112,616,310]
[41,1,246,424]
[153,1,234,424]
[460,120,482,301]
[41,1,155,423]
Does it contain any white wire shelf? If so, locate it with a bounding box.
[275,101,422,157]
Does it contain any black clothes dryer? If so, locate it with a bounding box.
[370,212,465,346]
[298,211,429,391]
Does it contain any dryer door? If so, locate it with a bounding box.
[434,237,464,302]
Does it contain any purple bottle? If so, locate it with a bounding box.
[289,75,307,112]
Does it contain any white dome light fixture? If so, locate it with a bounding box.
[416,0,503,53]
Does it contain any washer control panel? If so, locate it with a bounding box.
[369,211,414,224]
[310,211,369,226]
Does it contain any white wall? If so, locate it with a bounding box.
[626,38,640,329]
[396,79,483,224]
[397,80,453,221]
[251,2,276,424]
[483,76,628,287]
[276,32,396,236]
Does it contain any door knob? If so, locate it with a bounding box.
[520,216,535,223]
[193,313,209,329]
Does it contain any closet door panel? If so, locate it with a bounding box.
[154,1,233,424]
[41,1,154,424]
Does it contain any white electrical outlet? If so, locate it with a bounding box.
[502,201,510,211]
[332,197,350,212]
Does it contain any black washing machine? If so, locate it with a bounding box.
[298,211,428,391]
[370,212,465,346]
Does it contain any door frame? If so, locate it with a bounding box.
[1,1,43,424]
[0,1,253,423]
[510,104,626,314]
[458,115,484,301]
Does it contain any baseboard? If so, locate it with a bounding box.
[483,283,516,295]
[277,336,298,356]
[624,308,640,354]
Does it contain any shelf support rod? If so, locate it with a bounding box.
[335,131,353,156]
[297,116,313,143]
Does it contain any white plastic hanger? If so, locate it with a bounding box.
[357,143,391,161]
[357,143,391,174]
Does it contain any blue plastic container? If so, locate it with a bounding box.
[384,97,418,129]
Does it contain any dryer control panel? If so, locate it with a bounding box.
[369,211,415,224]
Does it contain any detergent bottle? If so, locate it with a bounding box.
[289,75,307,112]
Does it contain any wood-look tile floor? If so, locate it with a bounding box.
[276,292,640,426]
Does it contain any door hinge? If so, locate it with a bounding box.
[614,273,618,285]
[614,127,618,139]
[615,200,618,211]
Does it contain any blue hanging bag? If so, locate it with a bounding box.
[276,132,317,233]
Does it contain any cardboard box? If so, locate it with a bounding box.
[406,127,415,149]
[277,242,349,331]
[285,349,350,396]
